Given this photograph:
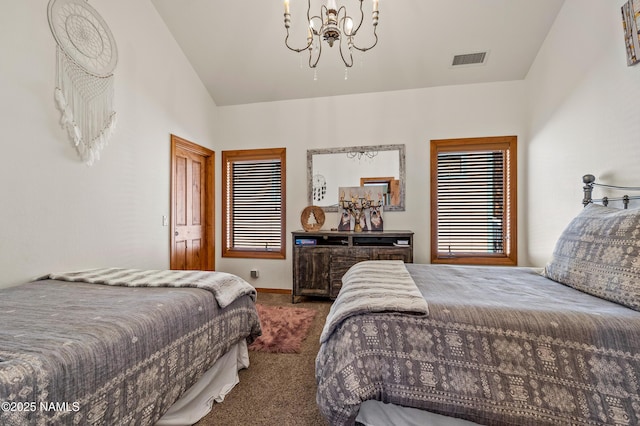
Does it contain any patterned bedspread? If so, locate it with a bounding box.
[316,263,640,425]
[0,277,261,425]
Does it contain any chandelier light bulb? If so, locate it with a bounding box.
[344,18,353,36]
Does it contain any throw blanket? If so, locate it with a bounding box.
[320,260,428,343]
[47,268,256,308]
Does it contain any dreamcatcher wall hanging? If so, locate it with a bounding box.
[47,0,118,165]
[312,174,327,202]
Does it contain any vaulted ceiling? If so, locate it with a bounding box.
[151,0,565,106]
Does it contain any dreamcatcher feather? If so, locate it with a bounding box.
[48,0,118,165]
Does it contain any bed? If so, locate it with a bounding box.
[316,175,640,425]
[0,268,261,425]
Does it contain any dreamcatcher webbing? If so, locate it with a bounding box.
[55,46,116,166]
[48,0,118,166]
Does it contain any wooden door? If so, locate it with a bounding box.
[170,135,215,270]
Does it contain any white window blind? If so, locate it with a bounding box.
[226,159,282,252]
[436,151,507,255]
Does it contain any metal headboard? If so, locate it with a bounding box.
[582,174,640,208]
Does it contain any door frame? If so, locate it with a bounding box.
[170,134,215,270]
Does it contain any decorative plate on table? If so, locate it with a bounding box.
[300,206,325,232]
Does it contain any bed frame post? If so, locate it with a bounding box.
[582,174,595,207]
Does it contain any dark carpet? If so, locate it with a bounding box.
[195,293,331,426]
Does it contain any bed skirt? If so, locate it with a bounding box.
[356,401,480,426]
[156,340,250,425]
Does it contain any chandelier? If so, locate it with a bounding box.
[283,0,379,69]
[347,149,378,160]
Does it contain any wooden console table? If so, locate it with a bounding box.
[291,230,414,303]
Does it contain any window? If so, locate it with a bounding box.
[430,136,517,265]
[222,148,286,259]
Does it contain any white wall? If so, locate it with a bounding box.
[0,0,218,288]
[525,0,640,266]
[216,82,527,289]
[6,1,633,292]
[220,0,640,287]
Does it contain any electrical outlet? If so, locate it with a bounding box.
[250,269,259,279]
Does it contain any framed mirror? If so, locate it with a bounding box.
[307,144,406,212]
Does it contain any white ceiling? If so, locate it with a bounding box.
[150,0,565,107]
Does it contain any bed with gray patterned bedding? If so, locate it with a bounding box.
[316,205,640,425]
[0,269,261,425]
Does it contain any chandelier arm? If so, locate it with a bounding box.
[318,4,327,35]
[339,41,354,68]
[309,15,323,36]
[350,30,378,52]
[337,7,354,68]
[350,1,366,36]
[284,29,313,53]
[283,0,317,53]
[306,0,322,68]
[338,7,355,37]
[347,1,379,53]
[310,34,322,68]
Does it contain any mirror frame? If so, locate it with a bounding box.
[307,144,406,212]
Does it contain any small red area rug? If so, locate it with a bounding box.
[248,304,318,353]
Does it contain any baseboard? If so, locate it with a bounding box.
[256,287,292,295]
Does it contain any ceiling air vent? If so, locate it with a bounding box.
[451,52,488,67]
